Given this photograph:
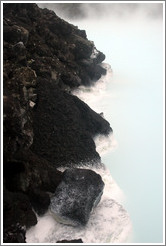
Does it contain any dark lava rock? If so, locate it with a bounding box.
[3,2,112,243]
[50,168,104,226]
[31,80,111,167]
[4,150,63,193]
[3,223,26,243]
[3,25,29,45]
[28,189,50,216]
[3,3,111,167]
[57,239,83,243]
[3,188,37,229]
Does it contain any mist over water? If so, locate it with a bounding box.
[37,2,164,243]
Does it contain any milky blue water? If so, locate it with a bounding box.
[60,4,164,243]
[35,3,164,244]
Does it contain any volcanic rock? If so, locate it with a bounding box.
[3,223,26,243]
[31,81,111,166]
[50,168,104,226]
[3,2,112,242]
[3,188,37,229]
[4,150,63,193]
[57,239,83,243]
[28,189,50,216]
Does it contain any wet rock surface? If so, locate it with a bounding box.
[4,150,63,193]
[56,239,83,243]
[3,3,112,243]
[32,80,110,166]
[3,188,37,230]
[3,223,26,243]
[50,168,105,226]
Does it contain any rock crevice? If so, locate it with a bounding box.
[3,3,112,243]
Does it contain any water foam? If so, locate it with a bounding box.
[26,165,132,243]
[26,200,132,243]
[72,63,113,114]
[94,133,118,156]
[26,64,132,243]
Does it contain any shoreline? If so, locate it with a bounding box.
[3,3,112,243]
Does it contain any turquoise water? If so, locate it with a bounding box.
[64,4,164,243]
[37,3,164,243]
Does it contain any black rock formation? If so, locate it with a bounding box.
[50,168,105,226]
[57,239,83,243]
[3,223,26,243]
[3,3,112,243]
[32,82,110,166]
[3,188,37,232]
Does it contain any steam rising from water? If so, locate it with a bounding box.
[72,64,114,119]
[38,2,163,21]
[26,64,132,243]
[72,64,118,155]
[36,2,164,243]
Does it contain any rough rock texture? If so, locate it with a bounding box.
[57,239,83,243]
[28,189,50,216]
[50,168,105,226]
[4,150,63,193]
[3,188,37,230]
[3,3,112,243]
[3,224,26,243]
[32,81,110,166]
[3,3,111,167]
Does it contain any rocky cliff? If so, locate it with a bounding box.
[3,3,112,243]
